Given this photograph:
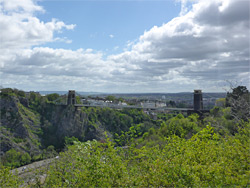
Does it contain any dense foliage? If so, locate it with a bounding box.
[0,165,21,187]
[8,123,248,187]
[83,107,152,136]
[226,85,250,122]
[0,86,249,187]
[1,149,31,168]
[1,114,249,187]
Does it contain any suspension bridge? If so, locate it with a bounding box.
[53,90,208,113]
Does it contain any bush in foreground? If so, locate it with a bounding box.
[42,125,250,187]
[1,124,249,187]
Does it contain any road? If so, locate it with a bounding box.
[11,157,57,186]
[74,104,191,111]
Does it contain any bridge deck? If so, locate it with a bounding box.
[74,104,191,111]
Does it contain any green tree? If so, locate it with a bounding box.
[2,149,21,168]
[46,93,60,102]
[105,95,116,102]
[39,125,250,187]
[0,165,21,187]
[215,98,226,107]
[65,136,79,146]
[76,96,82,104]
[160,113,200,138]
[168,100,176,107]
[1,149,31,168]
[226,85,250,122]
[16,89,25,97]
[20,152,31,166]
[118,97,125,102]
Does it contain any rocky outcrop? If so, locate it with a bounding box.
[41,105,106,148]
[0,95,41,157]
[0,95,107,159]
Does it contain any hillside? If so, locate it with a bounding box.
[0,87,249,187]
[0,88,154,167]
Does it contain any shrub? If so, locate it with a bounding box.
[41,126,250,187]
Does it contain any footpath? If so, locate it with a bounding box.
[11,157,57,186]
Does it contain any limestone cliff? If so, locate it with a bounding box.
[0,95,41,157]
[40,104,106,149]
[0,89,146,167]
[0,93,106,162]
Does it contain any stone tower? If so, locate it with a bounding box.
[67,90,76,105]
[193,90,203,111]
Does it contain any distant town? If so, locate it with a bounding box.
[37,90,226,110]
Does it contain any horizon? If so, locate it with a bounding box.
[0,85,242,94]
[20,89,228,95]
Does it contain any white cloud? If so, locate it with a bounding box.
[54,37,73,44]
[0,0,75,49]
[106,0,249,91]
[0,47,120,91]
[109,34,114,38]
[0,0,44,13]
[0,0,249,92]
[8,46,142,90]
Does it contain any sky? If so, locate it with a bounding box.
[0,0,249,93]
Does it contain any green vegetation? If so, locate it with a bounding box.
[7,122,248,187]
[226,85,250,122]
[84,107,151,134]
[0,86,249,187]
[64,136,79,146]
[1,149,31,168]
[0,165,21,187]
[0,88,25,98]
[105,95,116,102]
[46,93,60,102]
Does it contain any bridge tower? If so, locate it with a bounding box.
[67,90,76,105]
[193,90,203,111]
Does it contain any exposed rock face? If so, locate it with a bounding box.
[19,97,29,107]
[0,96,41,157]
[55,106,88,139]
[0,95,106,158]
[41,104,105,148]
